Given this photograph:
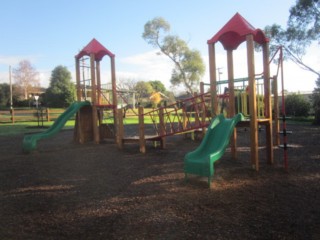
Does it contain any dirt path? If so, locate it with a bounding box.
[0,123,319,239]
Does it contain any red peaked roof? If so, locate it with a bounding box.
[76,38,115,60]
[207,13,269,50]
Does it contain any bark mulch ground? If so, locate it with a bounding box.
[0,123,319,239]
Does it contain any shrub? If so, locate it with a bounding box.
[285,93,310,117]
[311,77,320,125]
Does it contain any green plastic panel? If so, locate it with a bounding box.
[184,113,244,184]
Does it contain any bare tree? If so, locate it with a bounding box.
[13,60,40,99]
[117,77,137,91]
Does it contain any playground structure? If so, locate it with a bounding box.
[184,13,289,185]
[22,38,139,152]
[73,38,118,144]
[205,13,275,172]
[70,40,217,153]
[22,14,288,182]
[70,24,278,160]
[116,92,214,153]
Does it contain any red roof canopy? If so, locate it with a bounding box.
[76,38,115,61]
[207,13,269,50]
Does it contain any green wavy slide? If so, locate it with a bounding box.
[22,101,90,153]
[184,113,244,187]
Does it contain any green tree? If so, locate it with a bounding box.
[133,81,153,105]
[311,77,320,124]
[45,66,75,108]
[149,80,166,92]
[0,83,10,107]
[285,93,311,117]
[0,83,22,107]
[142,17,205,95]
[288,0,320,44]
[263,0,320,123]
[263,0,320,78]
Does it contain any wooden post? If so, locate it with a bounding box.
[199,81,207,136]
[199,94,206,138]
[75,58,81,101]
[208,43,218,116]
[46,108,50,121]
[96,60,102,105]
[90,54,97,105]
[227,49,235,117]
[227,49,237,160]
[247,34,259,171]
[96,60,103,126]
[117,108,124,149]
[73,112,79,143]
[182,108,188,139]
[138,107,146,153]
[201,96,206,126]
[273,75,280,146]
[263,42,274,164]
[182,108,187,131]
[10,108,14,124]
[193,92,200,127]
[159,108,166,149]
[111,56,118,142]
[90,53,99,144]
[200,81,204,95]
[263,43,271,119]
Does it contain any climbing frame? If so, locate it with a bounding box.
[74,38,118,144]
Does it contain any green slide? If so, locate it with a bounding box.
[184,113,243,187]
[22,101,90,153]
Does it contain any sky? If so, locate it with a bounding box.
[0,0,319,94]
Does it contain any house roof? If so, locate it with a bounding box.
[207,13,269,50]
[75,38,115,61]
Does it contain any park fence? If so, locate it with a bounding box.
[0,108,67,124]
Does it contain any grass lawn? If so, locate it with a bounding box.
[0,120,76,136]
[0,107,195,136]
[0,115,162,136]
[2,113,313,137]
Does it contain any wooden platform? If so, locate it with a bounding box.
[237,118,271,127]
[122,135,162,143]
[95,104,115,108]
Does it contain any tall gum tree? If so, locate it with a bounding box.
[142,17,205,95]
[263,0,320,78]
[262,0,320,124]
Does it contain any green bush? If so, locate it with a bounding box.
[285,93,310,117]
[311,77,320,125]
